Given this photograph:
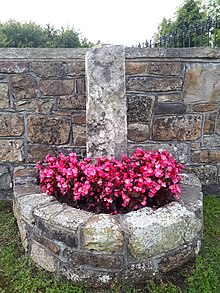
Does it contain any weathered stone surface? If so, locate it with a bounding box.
[127,94,154,122]
[0,112,24,136]
[64,249,123,270]
[183,63,220,103]
[216,114,220,135]
[27,144,56,163]
[72,125,86,146]
[192,102,218,112]
[51,206,91,232]
[31,240,57,272]
[125,61,182,76]
[35,218,78,248]
[15,193,53,222]
[10,74,37,99]
[204,113,217,135]
[191,149,220,164]
[57,95,86,110]
[39,79,74,96]
[83,214,124,252]
[158,93,182,103]
[14,98,55,114]
[203,134,220,148]
[31,62,64,77]
[153,115,202,141]
[0,140,24,162]
[124,202,201,259]
[27,115,71,144]
[127,123,149,142]
[155,102,186,115]
[13,165,37,178]
[0,83,9,108]
[128,142,188,163]
[32,232,60,254]
[0,165,11,190]
[186,165,218,185]
[66,61,85,76]
[34,202,66,221]
[126,76,182,92]
[13,205,29,251]
[13,184,41,198]
[0,62,29,73]
[72,112,86,125]
[86,45,127,159]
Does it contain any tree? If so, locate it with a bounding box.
[155,0,207,47]
[0,20,94,48]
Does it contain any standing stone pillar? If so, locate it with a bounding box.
[86,45,127,159]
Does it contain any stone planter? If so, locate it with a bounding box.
[13,169,203,291]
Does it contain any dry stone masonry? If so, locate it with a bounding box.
[0,46,219,196]
[13,170,203,290]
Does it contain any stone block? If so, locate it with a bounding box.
[158,93,182,103]
[191,149,220,164]
[83,214,123,252]
[0,165,11,190]
[0,83,9,108]
[51,206,91,232]
[27,144,57,163]
[183,63,220,103]
[13,184,42,198]
[86,45,127,159]
[10,74,37,100]
[0,62,29,73]
[31,62,64,77]
[66,61,85,76]
[34,202,66,222]
[0,140,24,162]
[216,114,220,135]
[204,113,217,135]
[0,112,24,136]
[14,98,55,114]
[192,102,218,112]
[128,142,189,163]
[127,123,149,142]
[35,218,78,248]
[124,202,201,259]
[30,240,57,272]
[72,125,86,146]
[155,102,186,115]
[127,94,154,122]
[153,115,202,141]
[186,165,218,185]
[27,115,71,144]
[57,95,86,110]
[39,79,74,96]
[32,232,60,254]
[125,61,182,76]
[64,249,123,270]
[203,134,220,148]
[72,112,86,125]
[126,76,182,92]
[15,193,53,223]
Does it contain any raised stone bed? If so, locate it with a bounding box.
[13,168,203,291]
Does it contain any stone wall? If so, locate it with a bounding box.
[1,47,220,199]
[125,48,220,193]
[0,48,88,199]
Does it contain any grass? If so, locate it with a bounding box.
[0,196,219,293]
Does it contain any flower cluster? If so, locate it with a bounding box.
[36,148,184,214]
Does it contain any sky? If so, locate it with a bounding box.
[0,0,184,46]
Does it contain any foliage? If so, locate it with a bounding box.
[1,195,220,292]
[36,148,184,214]
[0,20,93,48]
[155,0,218,47]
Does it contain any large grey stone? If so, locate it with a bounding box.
[86,45,127,159]
[0,165,11,190]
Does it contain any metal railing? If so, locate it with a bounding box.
[138,15,220,48]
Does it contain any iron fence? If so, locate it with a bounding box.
[138,15,220,48]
